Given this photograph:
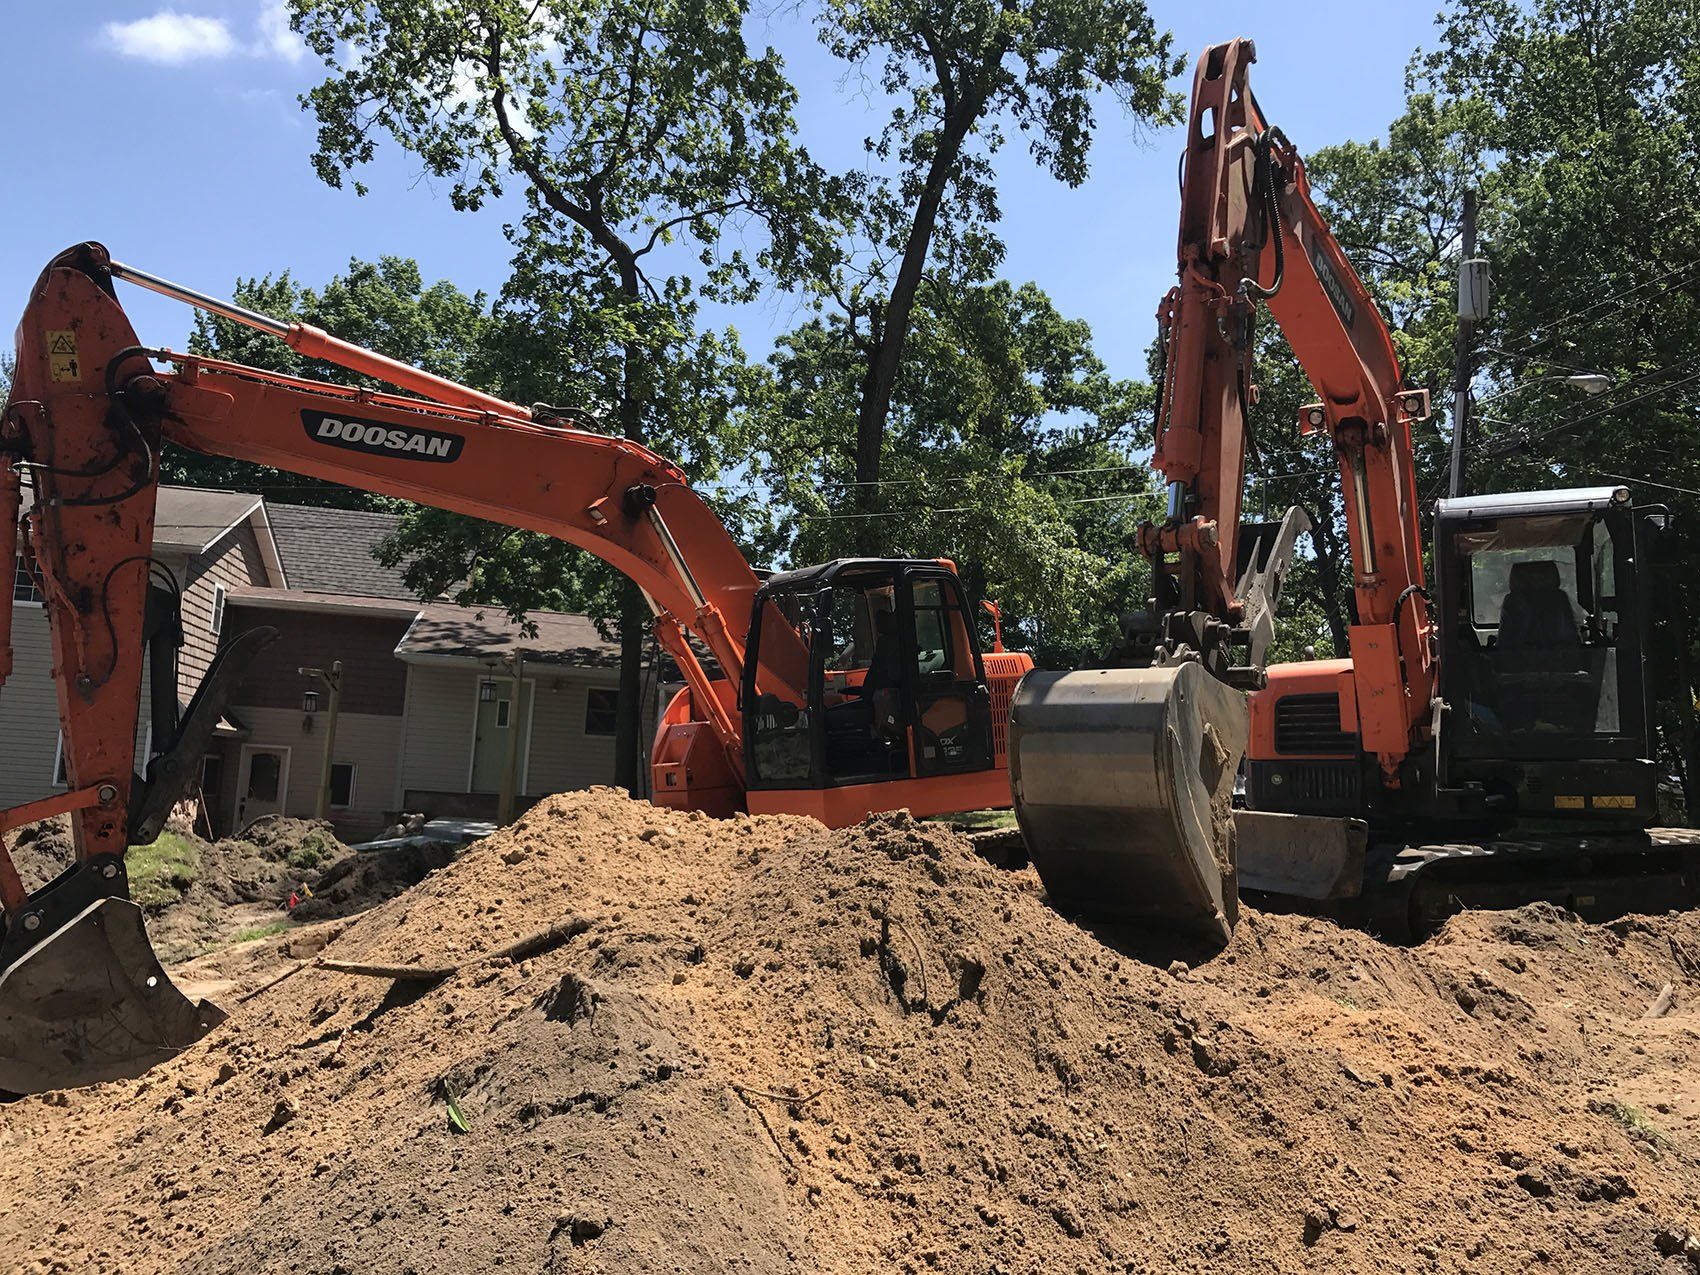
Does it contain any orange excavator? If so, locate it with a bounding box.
[0,243,1051,1091]
[1012,39,1699,942]
[0,242,1242,1094]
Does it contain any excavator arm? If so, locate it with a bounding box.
[0,242,806,1091]
[1144,38,1434,779]
[1008,39,1435,937]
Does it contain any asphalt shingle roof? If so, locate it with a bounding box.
[265,504,416,601]
[395,603,620,668]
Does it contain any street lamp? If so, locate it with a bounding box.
[1474,371,1613,408]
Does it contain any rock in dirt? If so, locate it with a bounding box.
[1,788,1698,1275]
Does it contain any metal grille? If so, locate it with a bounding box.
[1273,693,1357,756]
[983,653,1029,767]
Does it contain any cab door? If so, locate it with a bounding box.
[901,572,993,776]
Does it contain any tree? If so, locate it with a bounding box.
[1419,0,1700,504]
[758,279,1157,663]
[812,0,1181,529]
[292,0,823,790]
[180,257,490,505]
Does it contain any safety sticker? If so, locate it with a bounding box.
[47,330,79,383]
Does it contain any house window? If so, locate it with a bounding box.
[209,583,227,635]
[585,687,618,736]
[329,762,356,808]
[495,699,511,729]
[13,559,42,604]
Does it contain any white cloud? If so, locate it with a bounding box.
[103,11,237,64]
[255,1,306,63]
[103,5,308,66]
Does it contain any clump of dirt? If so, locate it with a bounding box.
[290,839,462,922]
[2,788,1699,1275]
[7,814,356,961]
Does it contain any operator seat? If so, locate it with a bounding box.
[863,608,907,745]
[1495,558,1588,731]
[1497,559,1581,655]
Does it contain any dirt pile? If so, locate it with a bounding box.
[8,814,354,961]
[2,788,1699,1273]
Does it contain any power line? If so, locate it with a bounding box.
[815,462,1149,489]
[1502,259,1700,356]
[797,488,1164,522]
[1487,364,1700,456]
[1600,472,1700,499]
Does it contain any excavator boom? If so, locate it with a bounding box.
[0,242,994,1092]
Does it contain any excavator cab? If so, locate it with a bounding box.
[1434,485,1663,820]
[741,560,1013,820]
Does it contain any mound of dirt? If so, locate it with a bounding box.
[7,814,355,962]
[2,788,1699,1274]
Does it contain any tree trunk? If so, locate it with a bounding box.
[850,99,981,547]
[612,258,648,795]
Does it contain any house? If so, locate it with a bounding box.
[2,487,280,807]
[4,487,655,841]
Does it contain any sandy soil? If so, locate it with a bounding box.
[2,788,1698,1274]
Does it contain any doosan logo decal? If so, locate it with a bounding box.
[302,411,465,462]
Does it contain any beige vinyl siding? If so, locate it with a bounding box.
[526,672,657,795]
[228,705,403,834]
[179,521,269,698]
[398,664,476,794]
[0,610,152,808]
[398,664,661,800]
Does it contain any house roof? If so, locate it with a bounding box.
[20,484,284,582]
[265,503,415,600]
[394,602,621,670]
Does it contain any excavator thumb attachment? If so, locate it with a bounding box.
[1008,664,1248,944]
[0,859,226,1094]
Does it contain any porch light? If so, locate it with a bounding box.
[302,688,319,714]
[479,679,498,703]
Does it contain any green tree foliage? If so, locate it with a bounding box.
[757,279,1157,663]
[291,0,823,788]
[811,0,1181,527]
[1420,0,1700,502]
[179,258,490,505]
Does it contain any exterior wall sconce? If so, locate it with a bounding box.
[479,679,498,703]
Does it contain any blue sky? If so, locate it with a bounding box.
[0,1,1441,387]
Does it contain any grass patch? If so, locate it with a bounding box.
[1593,1099,1670,1146]
[127,831,202,908]
[285,832,332,872]
[231,919,290,945]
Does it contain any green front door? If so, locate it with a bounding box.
[471,682,533,794]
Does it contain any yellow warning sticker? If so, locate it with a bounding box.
[1593,795,1637,809]
[1554,795,1585,810]
[47,329,79,383]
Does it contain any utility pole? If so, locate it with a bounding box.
[301,661,343,820]
[1448,189,1487,498]
[498,653,524,825]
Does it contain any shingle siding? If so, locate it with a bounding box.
[180,523,269,698]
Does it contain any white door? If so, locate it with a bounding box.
[236,746,290,828]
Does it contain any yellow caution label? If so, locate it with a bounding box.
[46,329,79,383]
[1554,795,1585,810]
[1593,795,1637,809]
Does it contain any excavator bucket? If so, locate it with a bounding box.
[1008,664,1248,944]
[0,863,226,1094]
